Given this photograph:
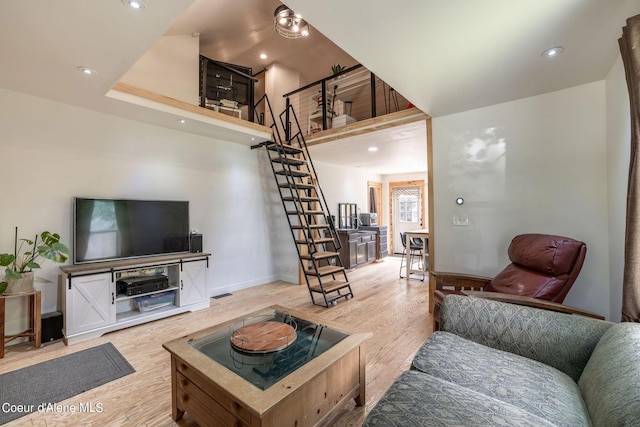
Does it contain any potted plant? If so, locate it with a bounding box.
[331,64,346,75]
[0,227,70,295]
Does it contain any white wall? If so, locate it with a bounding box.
[313,161,382,224]
[432,82,610,318]
[0,88,295,335]
[120,35,200,105]
[606,56,631,321]
[265,63,301,130]
[256,147,300,283]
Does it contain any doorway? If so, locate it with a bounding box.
[368,181,382,223]
[389,180,425,254]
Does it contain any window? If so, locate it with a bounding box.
[398,189,419,223]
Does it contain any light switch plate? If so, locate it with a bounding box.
[452,215,469,226]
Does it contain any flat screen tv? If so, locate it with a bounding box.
[73,198,190,264]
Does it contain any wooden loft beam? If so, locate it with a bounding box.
[304,108,430,147]
[110,82,270,135]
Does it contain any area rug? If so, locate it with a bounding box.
[0,342,135,425]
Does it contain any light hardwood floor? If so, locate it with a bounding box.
[1,257,433,426]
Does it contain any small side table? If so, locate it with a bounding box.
[0,290,41,358]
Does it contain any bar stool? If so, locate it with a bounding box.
[399,232,423,278]
[0,290,41,358]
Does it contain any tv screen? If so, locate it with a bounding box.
[74,198,190,264]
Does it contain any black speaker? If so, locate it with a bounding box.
[41,311,63,342]
[190,234,203,253]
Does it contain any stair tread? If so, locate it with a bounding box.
[279,183,316,190]
[300,251,339,260]
[296,237,334,245]
[272,156,306,166]
[267,142,303,154]
[291,224,330,229]
[305,265,345,276]
[283,196,321,202]
[287,209,325,215]
[309,280,351,293]
[275,170,312,178]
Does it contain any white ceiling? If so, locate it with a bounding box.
[309,121,428,175]
[285,0,640,117]
[1,1,639,174]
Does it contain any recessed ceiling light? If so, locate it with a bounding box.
[368,146,378,152]
[541,46,564,58]
[177,118,186,124]
[122,0,147,11]
[260,53,267,60]
[77,66,97,75]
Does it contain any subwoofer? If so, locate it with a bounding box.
[190,234,203,253]
[41,311,63,342]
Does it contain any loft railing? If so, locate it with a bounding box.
[282,64,412,137]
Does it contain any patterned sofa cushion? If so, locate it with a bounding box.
[578,323,640,426]
[440,294,612,381]
[412,331,590,426]
[362,370,556,427]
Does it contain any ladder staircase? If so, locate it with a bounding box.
[252,96,353,307]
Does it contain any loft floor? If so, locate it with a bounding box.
[108,82,429,150]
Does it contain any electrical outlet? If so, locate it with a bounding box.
[452,215,469,226]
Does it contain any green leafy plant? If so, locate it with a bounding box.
[331,64,346,75]
[0,227,70,294]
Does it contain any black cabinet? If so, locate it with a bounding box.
[367,239,377,260]
[348,239,358,267]
[356,241,367,265]
[335,230,377,269]
[359,226,388,260]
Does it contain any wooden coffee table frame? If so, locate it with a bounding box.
[163,305,371,427]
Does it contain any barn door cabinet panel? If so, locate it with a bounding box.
[60,253,211,345]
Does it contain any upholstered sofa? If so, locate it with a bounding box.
[363,295,640,426]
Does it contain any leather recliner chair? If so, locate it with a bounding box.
[431,233,588,329]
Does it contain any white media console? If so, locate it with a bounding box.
[59,252,210,345]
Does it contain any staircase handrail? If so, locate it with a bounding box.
[282,64,364,98]
[253,94,328,256]
[278,100,341,251]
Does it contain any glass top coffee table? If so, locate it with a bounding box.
[163,305,371,427]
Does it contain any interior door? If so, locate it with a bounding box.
[392,186,422,254]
